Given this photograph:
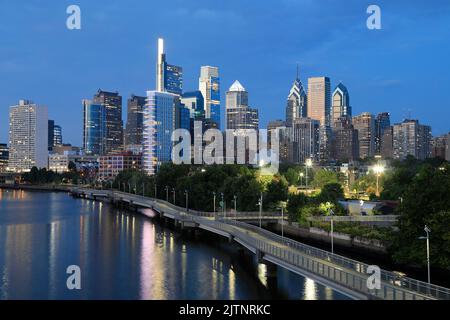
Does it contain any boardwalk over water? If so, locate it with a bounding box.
[71,188,450,301]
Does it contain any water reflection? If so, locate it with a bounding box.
[0,190,349,300]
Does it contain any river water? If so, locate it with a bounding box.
[0,189,348,300]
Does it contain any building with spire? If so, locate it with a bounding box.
[285,66,307,127]
[332,82,351,126]
[226,81,259,130]
[156,38,183,95]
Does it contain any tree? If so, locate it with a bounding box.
[287,193,309,222]
[311,169,339,189]
[317,183,344,204]
[264,175,288,210]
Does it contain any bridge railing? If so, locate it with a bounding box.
[307,215,399,222]
[220,219,450,300]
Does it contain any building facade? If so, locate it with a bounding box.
[156,38,183,95]
[307,77,331,127]
[143,91,177,175]
[98,152,142,181]
[332,117,359,162]
[93,90,123,154]
[199,66,221,128]
[125,95,146,147]
[285,72,307,127]
[375,112,391,156]
[353,112,375,159]
[0,144,9,172]
[83,99,106,156]
[226,81,259,130]
[331,83,351,126]
[291,117,320,164]
[8,100,48,172]
[392,119,431,160]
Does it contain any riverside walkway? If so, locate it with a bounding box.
[71,188,450,300]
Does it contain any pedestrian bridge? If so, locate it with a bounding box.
[71,188,450,301]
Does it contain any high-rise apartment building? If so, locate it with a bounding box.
[48,120,55,151]
[125,95,146,146]
[156,38,183,95]
[353,112,375,159]
[381,126,394,159]
[375,112,391,155]
[199,66,221,128]
[307,77,331,127]
[83,99,106,156]
[8,100,48,172]
[93,90,123,154]
[392,119,431,160]
[285,69,307,127]
[143,91,178,175]
[291,117,321,163]
[331,83,351,126]
[431,135,448,159]
[53,125,62,146]
[226,81,259,130]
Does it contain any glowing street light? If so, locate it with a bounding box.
[372,164,385,196]
[305,158,313,189]
[299,172,304,187]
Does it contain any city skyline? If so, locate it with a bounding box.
[1,1,450,147]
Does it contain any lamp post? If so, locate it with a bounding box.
[185,190,189,212]
[330,208,335,254]
[220,192,225,219]
[373,164,385,197]
[419,225,431,284]
[299,172,304,188]
[172,188,176,204]
[305,158,313,189]
[279,202,286,240]
[258,193,263,228]
[165,186,169,202]
[128,183,131,194]
[134,183,137,195]
[213,192,216,216]
[233,195,237,218]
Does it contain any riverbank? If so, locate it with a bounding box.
[0,183,73,192]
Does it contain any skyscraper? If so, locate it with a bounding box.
[8,100,48,172]
[291,118,320,163]
[331,83,351,126]
[48,120,55,151]
[53,125,62,146]
[181,91,204,119]
[375,112,391,155]
[285,67,307,127]
[83,99,106,156]
[199,66,221,128]
[125,95,146,147]
[143,91,178,175]
[307,77,331,127]
[381,126,394,159]
[331,117,359,162]
[156,38,183,95]
[353,112,375,159]
[93,90,123,154]
[393,119,431,160]
[226,81,259,130]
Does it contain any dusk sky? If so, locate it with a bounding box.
[1,0,450,146]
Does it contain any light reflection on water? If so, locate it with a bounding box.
[0,190,349,300]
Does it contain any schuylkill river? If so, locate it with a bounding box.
[0,189,348,300]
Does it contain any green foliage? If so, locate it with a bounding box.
[263,175,288,210]
[287,193,308,222]
[312,169,339,189]
[317,183,344,203]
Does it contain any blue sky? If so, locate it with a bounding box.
[1,0,450,146]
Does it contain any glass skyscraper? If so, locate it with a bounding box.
[83,99,106,156]
[375,112,391,155]
[156,38,183,95]
[143,91,178,175]
[285,68,307,127]
[307,77,331,127]
[332,82,352,126]
[125,95,146,146]
[199,66,221,129]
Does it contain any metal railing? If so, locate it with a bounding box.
[307,215,399,222]
[71,187,450,300]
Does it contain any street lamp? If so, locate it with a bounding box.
[419,225,431,284]
[172,188,176,204]
[185,190,189,212]
[258,192,263,228]
[213,192,216,216]
[373,164,385,197]
[165,186,169,202]
[128,183,131,194]
[305,158,313,189]
[279,202,286,240]
[221,192,225,219]
[233,195,237,218]
[329,208,335,254]
[299,172,304,188]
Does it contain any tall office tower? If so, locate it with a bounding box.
[431,135,448,159]
[353,112,375,159]
[181,91,204,119]
[93,90,123,154]
[381,126,394,159]
[156,38,183,95]
[175,98,190,131]
[83,99,106,156]
[48,120,55,151]
[143,91,178,175]
[53,125,62,146]
[125,95,146,146]
[285,68,307,127]
[0,143,9,172]
[331,83,351,126]
[226,81,259,130]
[331,117,359,162]
[8,100,48,172]
[199,66,221,128]
[291,118,320,163]
[393,119,431,160]
[375,112,391,155]
[307,77,331,127]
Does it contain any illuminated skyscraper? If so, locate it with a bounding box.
[0,143,9,172]
[353,112,375,159]
[375,112,391,155]
[307,77,331,127]
[292,117,320,163]
[53,125,62,146]
[93,90,123,154]
[83,99,106,156]
[393,119,431,160]
[226,81,259,130]
[199,66,221,128]
[8,100,48,172]
[156,38,183,95]
[125,95,146,146]
[286,67,307,127]
[331,83,351,126]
